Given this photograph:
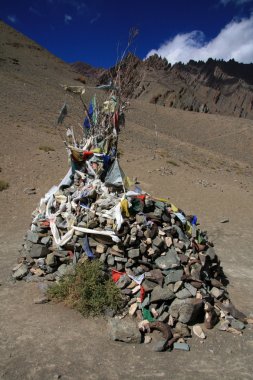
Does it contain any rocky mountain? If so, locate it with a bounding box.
[70,61,104,80]
[98,53,253,120]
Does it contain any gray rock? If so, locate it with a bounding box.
[45,253,56,267]
[184,282,197,297]
[154,208,163,219]
[116,263,124,271]
[41,236,51,245]
[30,244,50,258]
[173,342,190,351]
[165,269,183,284]
[158,311,170,322]
[107,255,115,266]
[116,274,131,289]
[57,264,75,277]
[152,236,163,248]
[139,242,147,254]
[172,225,188,243]
[27,231,40,244]
[230,319,245,330]
[210,287,224,299]
[169,298,191,319]
[142,279,158,292]
[114,257,127,262]
[155,247,180,270]
[135,214,146,224]
[206,247,216,261]
[12,263,28,279]
[150,285,175,303]
[178,299,204,324]
[174,322,191,337]
[176,288,192,299]
[128,248,140,259]
[24,240,34,252]
[153,339,166,352]
[44,273,57,281]
[108,318,141,343]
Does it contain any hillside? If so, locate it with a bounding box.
[0,20,253,380]
[98,53,253,120]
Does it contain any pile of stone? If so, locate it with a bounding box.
[14,164,248,350]
[13,90,249,351]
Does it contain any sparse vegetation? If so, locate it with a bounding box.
[39,145,55,152]
[0,180,9,191]
[48,260,123,317]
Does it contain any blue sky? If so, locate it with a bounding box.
[1,0,253,67]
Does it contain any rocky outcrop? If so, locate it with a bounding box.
[98,54,253,120]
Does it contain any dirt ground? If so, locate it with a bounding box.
[1,102,253,379]
[1,21,253,380]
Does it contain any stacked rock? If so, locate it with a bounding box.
[15,169,242,335]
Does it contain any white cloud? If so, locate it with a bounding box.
[146,15,253,64]
[64,14,72,24]
[90,13,101,24]
[7,15,17,23]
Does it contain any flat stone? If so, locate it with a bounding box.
[230,319,245,330]
[184,282,197,296]
[139,242,147,254]
[155,247,180,270]
[173,342,190,351]
[30,244,50,258]
[142,279,157,292]
[129,302,138,316]
[150,285,175,303]
[158,311,170,322]
[174,322,191,337]
[57,264,72,277]
[165,269,183,284]
[12,263,28,279]
[144,335,152,344]
[45,253,56,267]
[206,247,216,261]
[96,244,106,254]
[136,214,146,224]
[178,299,204,324]
[107,255,115,266]
[174,281,183,292]
[26,231,40,244]
[107,318,141,343]
[218,320,230,331]
[41,236,51,245]
[210,287,224,299]
[165,236,173,248]
[128,248,140,259]
[145,269,164,286]
[116,274,131,289]
[153,339,166,352]
[152,236,164,248]
[114,257,127,262]
[176,288,192,299]
[99,253,106,263]
[169,298,196,320]
[116,263,124,271]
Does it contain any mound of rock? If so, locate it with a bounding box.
[14,90,249,352]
